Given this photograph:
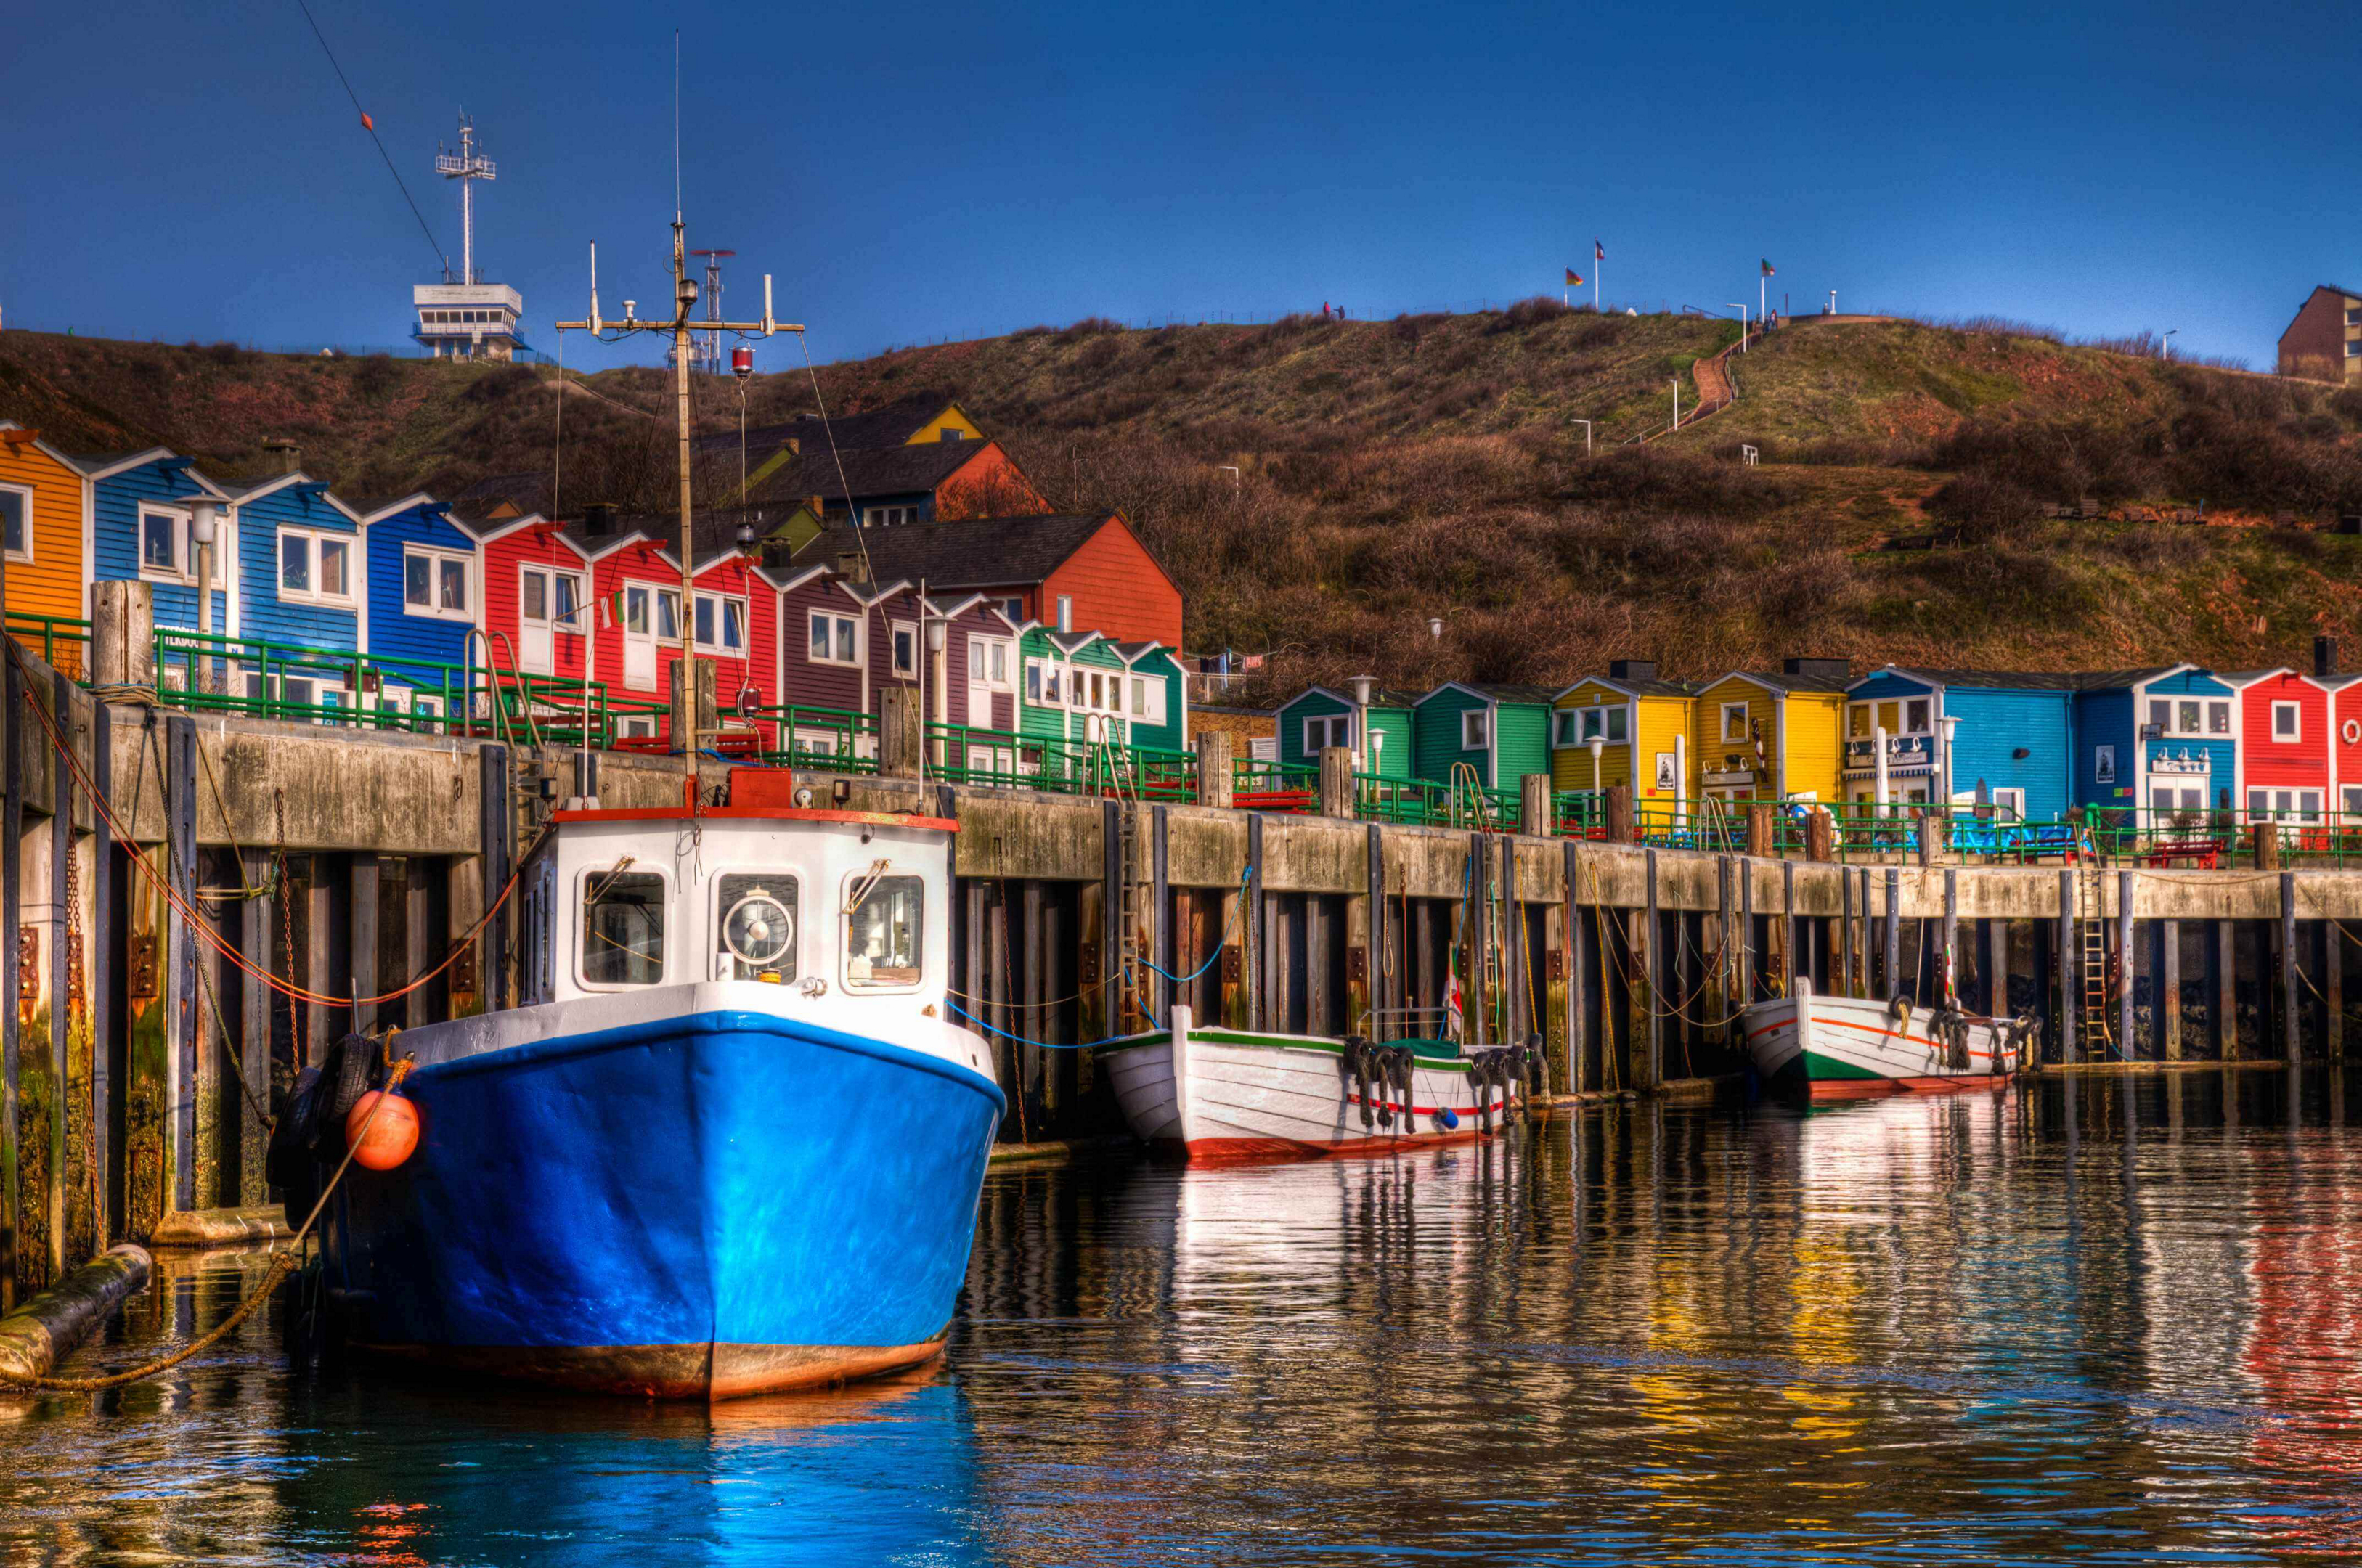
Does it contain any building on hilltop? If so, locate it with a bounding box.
[2276,285,2362,383]
[412,113,526,362]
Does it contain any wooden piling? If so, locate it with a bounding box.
[1152,806,1173,1026]
[2162,918,2182,1061]
[90,701,115,1245]
[2057,869,2078,1064]
[2216,919,2238,1059]
[1639,849,1661,1088]
[236,847,273,1206]
[1244,814,1264,1030]
[1356,823,1382,1034]
[1022,879,1046,1110]
[1099,800,1121,1037]
[1503,838,1526,1045]
[1564,841,1588,1093]
[350,854,380,1036]
[2283,873,2300,1067]
[1942,869,1958,1006]
[4,650,23,1301]
[165,714,197,1217]
[1782,860,1797,996]
[2118,870,2135,1062]
[1839,862,1854,996]
[478,746,513,1016]
[1884,868,1901,1002]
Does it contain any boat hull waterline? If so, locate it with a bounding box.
[1102,1007,1520,1163]
[1743,983,2026,1101]
[325,1003,1004,1400]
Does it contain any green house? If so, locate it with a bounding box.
[1274,677,1417,780]
[1016,627,1184,750]
[1411,682,1557,789]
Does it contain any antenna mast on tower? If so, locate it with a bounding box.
[689,249,733,374]
[435,111,497,285]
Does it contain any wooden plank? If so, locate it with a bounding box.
[1,651,20,1300]
[478,747,512,1015]
[237,848,273,1206]
[166,714,197,1216]
[2216,919,2237,1060]
[2284,873,2300,1066]
[1245,814,1265,1032]
[1502,837,1525,1045]
[1942,868,1958,1008]
[1639,849,1661,1088]
[2119,870,2135,1061]
[350,854,380,1037]
[1884,868,1902,1003]
[2058,870,2078,1064]
[2162,918,2182,1062]
[1565,840,1588,1094]
[91,701,115,1245]
[1023,878,1046,1114]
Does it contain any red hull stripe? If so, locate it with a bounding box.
[1748,1012,1994,1062]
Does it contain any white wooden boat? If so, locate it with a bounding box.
[1099,1005,1537,1163]
[1740,979,2033,1100]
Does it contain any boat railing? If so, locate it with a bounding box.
[1356,1006,1456,1045]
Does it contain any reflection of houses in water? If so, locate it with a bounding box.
[2244,1095,2362,1529]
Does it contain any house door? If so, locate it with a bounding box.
[518,566,556,676]
[2147,777,2206,825]
[623,585,657,690]
[967,635,1011,731]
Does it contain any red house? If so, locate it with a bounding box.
[2336,677,2362,819]
[569,510,782,737]
[2227,666,2335,823]
[464,510,606,688]
[788,513,1181,650]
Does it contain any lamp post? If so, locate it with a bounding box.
[2162,329,2178,362]
[1568,417,1593,457]
[187,497,223,691]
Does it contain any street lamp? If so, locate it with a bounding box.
[187,497,224,689]
[2162,330,2178,362]
[1727,303,1748,351]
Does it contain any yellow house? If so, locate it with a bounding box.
[0,422,91,677]
[1550,661,1700,801]
[1690,661,1852,803]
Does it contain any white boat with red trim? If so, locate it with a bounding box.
[1741,979,2035,1101]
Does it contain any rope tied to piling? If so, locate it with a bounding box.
[0,1065,409,1392]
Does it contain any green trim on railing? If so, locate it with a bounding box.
[6,611,92,676]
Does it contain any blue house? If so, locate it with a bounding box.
[78,446,233,635]
[228,471,368,685]
[1844,667,2080,820]
[2072,665,2236,820]
[360,492,479,677]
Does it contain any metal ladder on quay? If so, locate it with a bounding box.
[2075,833,2113,1055]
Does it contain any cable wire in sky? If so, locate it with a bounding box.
[290,0,447,269]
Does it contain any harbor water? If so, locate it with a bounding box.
[8,1069,2362,1564]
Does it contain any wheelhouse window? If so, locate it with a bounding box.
[402,545,471,620]
[715,873,798,984]
[581,867,667,987]
[844,873,923,991]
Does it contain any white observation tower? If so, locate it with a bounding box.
[412,111,526,361]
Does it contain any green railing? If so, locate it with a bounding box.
[148,629,645,746]
[1233,758,1318,808]
[744,703,881,774]
[921,721,1199,799]
[1353,772,1454,826]
[7,612,91,679]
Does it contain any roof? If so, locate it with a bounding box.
[699,393,963,461]
[452,470,551,518]
[1417,682,1558,707]
[787,513,1128,590]
[1861,665,2194,693]
[1281,684,1421,712]
[1710,670,1854,695]
[1559,674,1701,701]
[746,440,990,507]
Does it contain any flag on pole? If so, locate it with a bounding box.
[1444,969,1465,1042]
[1594,239,1605,261]
[1762,258,1775,277]
[1565,267,1584,286]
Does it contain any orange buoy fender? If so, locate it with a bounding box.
[345,1091,420,1171]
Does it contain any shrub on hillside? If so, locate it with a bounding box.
[1054,317,1123,343]
[1925,470,2041,539]
[1548,446,1796,515]
[1486,296,1571,333]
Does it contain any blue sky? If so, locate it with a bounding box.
[2,0,2353,372]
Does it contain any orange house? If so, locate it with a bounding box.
[0,422,91,675]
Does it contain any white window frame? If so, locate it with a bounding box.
[279,526,359,609]
[2272,701,2301,742]
[0,481,31,564]
[693,591,749,656]
[1304,713,1353,752]
[575,863,671,992]
[1990,787,2026,820]
[1902,697,1931,735]
[807,609,861,667]
[402,543,473,622]
[1721,701,1749,743]
[137,504,221,587]
[889,619,919,679]
[1461,708,1490,749]
[2207,700,2232,735]
[1552,711,1577,746]
[841,867,926,995]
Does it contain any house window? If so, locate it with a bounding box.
[1552,711,1577,746]
[2347,785,2362,817]
[2209,701,2231,734]
[2273,701,2300,741]
[863,504,919,527]
[0,485,28,563]
[2147,698,2170,732]
[1462,709,1489,749]
[1903,698,1931,733]
[1721,701,1749,742]
[1306,714,1352,751]
[137,506,220,586]
[1056,596,1073,633]
[402,545,472,620]
[2350,340,2362,358]
[654,588,680,640]
[1991,788,2026,820]
[2178,699,2202,733]
[1000,597,1023,622]
[808,610,860,666]
[693,592,748,656]
[280,528,357,608]
[2094,744,2117,784]
[1848,704,1871,739]
[1606,708,1628,742]
[890,621,918,679]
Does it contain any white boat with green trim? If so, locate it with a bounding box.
[1742,979,2035,1101]
[1099,1005,1539,1163]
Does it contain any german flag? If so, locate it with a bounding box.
[1565,267,1584,286]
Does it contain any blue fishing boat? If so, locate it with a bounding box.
[280,772,1003,1400]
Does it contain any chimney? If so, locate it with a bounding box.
[1350,674,1375,706]
[583,502,617,536]
[2317,634,2340,679]
[263,438,301,475]
[836,550,868,585]
[1784,656,1852,679]
[1608,658,1658,682]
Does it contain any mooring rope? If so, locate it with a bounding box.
[0,1072,404,1392]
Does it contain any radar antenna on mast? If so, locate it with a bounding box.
[689,249,736,375]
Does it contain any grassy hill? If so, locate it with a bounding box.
[5,308,2360,698]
